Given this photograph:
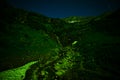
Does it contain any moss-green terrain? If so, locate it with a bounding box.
[0,1,120,80]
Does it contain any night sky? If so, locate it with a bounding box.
[7,0,120,18]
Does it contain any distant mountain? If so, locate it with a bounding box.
[62,16,95,24]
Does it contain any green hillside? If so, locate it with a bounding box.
[0,1,61,71]
[0,1,120,80]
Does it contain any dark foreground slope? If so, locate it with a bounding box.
[0,1,120,80]
[89,9,120,76]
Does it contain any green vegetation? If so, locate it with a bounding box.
[0,61,37,80]
[0,1,120,80]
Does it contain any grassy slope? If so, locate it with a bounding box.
[0,61,37,80]
[0,2,60,71]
